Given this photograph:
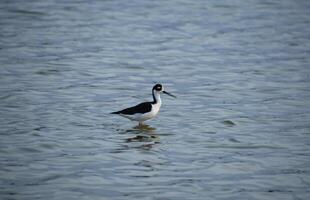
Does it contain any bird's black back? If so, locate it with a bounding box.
[111,102,152,115]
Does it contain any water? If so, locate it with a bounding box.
[1,0,310,199]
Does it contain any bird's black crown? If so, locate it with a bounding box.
[153,84,163,91]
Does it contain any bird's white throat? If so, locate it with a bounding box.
[153,90,162,106]
[151,91,162,118]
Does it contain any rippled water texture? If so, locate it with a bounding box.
[1,0,310,199]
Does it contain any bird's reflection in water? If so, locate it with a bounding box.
[124,124,159,150]
[133,124,156,132]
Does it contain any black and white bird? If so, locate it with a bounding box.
[111,84,176,126]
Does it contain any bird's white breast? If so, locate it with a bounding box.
[151,102,161,117]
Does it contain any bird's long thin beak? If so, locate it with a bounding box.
[163,91,176,98]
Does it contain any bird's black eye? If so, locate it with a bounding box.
[153,84,162,91]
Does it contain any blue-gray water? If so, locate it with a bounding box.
[1,0,310,199]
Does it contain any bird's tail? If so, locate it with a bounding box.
[110,111,120,114]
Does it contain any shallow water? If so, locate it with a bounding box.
[1,0,310,199]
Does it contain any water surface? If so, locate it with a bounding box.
[1,0,310,199]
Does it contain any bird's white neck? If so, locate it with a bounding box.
[152,90,162,105]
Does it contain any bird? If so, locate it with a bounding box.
[111,84,176,126]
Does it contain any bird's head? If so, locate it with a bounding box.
[152,84,176,98]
